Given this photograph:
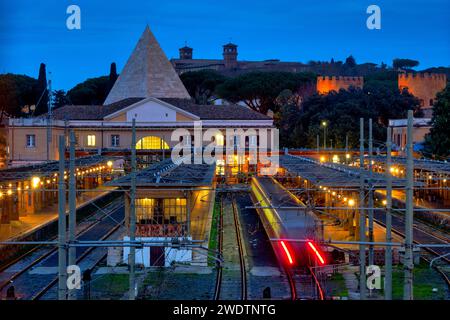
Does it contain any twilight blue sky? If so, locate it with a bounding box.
[0,0,449,90]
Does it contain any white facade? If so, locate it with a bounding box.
[122,236,193,267]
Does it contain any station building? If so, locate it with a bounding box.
[6,26,274,166]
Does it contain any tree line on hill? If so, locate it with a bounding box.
[0,58,448,158]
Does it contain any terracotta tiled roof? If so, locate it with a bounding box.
[49,97,145,120]
[47,97,270,121]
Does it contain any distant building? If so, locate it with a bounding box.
[389,118,431,152]
[170,43,310,75]
[398,73,447,118]
[316,76,364,94]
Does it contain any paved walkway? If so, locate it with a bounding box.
[0,188,113,242]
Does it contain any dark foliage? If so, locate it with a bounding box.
[423,84,450,159]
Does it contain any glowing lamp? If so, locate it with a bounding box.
[32,177,41,189]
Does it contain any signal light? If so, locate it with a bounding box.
[280,240,294,265]
[307,241,325,265]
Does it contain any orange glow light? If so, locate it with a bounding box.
[308,241,325,265]
[280,240,294,265]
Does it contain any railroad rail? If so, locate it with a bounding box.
[213,194,247,300]
[0,199,124,300]
[231,195,247,300]
[213,195,224,300]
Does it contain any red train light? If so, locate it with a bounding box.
[280,240,294,265]
[307,241,325,265]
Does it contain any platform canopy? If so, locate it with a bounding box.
[108,158,215,188]
[371,155,450,175]
[280,155,418,189]
[0,155,117,183]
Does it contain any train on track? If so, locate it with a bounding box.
[250,176,326,269]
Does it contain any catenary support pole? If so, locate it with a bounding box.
[58,135,67,300]
[317,134,320,153]
[368,118,374,266]
[404,110,414,300]
[359,118,366,300]
[385,126,393,300]
[68,130,77,300]
[129,118,137,300]
[345,133,349,165]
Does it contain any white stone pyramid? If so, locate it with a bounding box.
[104,25,191,105]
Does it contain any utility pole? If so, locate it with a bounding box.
[46,79,52,161]
[68,130,76,300]
[57,136,67,300]
[404,110,414,300]
[317,134,320,153]
[129,118,137,300]
[359,118,366,300]
[385,126,393,300]
[345,133,349,164]
[368,119,374,266]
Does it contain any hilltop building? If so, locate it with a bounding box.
[398,73,447,118]
[171,43,309,75]
[316,76,364,94]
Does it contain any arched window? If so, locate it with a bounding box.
[136,136,170,150]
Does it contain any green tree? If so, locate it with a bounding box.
[393,58,419,70]
[423,84,450,159]
[180,70,226,104]
[67,76,111,105]
[108,62,118,91]
[52,90,68,109]
[0,73,39,120]
[345,55,356,68]
[285,86,420,149]
[35,63,49,115]
[216,71,316,115]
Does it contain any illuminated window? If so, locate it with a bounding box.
[215,134,224,146]
[136,136,170,150]
[87,135,96,146]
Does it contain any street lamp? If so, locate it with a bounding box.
[321,121,327,150]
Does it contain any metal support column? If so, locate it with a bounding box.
[345,133,349,165]
[57,136,67,300]
[368,118,374,266]
[68,130,77,300]
[404,110,414,300]
[359,118,366,299]
[317,134,320,153]
[129,118,137,300]
[385,126,393,300]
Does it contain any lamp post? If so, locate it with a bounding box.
[321,121,327,150]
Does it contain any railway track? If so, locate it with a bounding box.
[373,214,450,287]
[32,219,123,300]
[213,195,224,300]
[231,195,247,300]
[0,199,125,300]
[213,194,247,300]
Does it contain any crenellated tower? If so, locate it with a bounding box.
[398,73,447,117]
[316,76,364,94]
